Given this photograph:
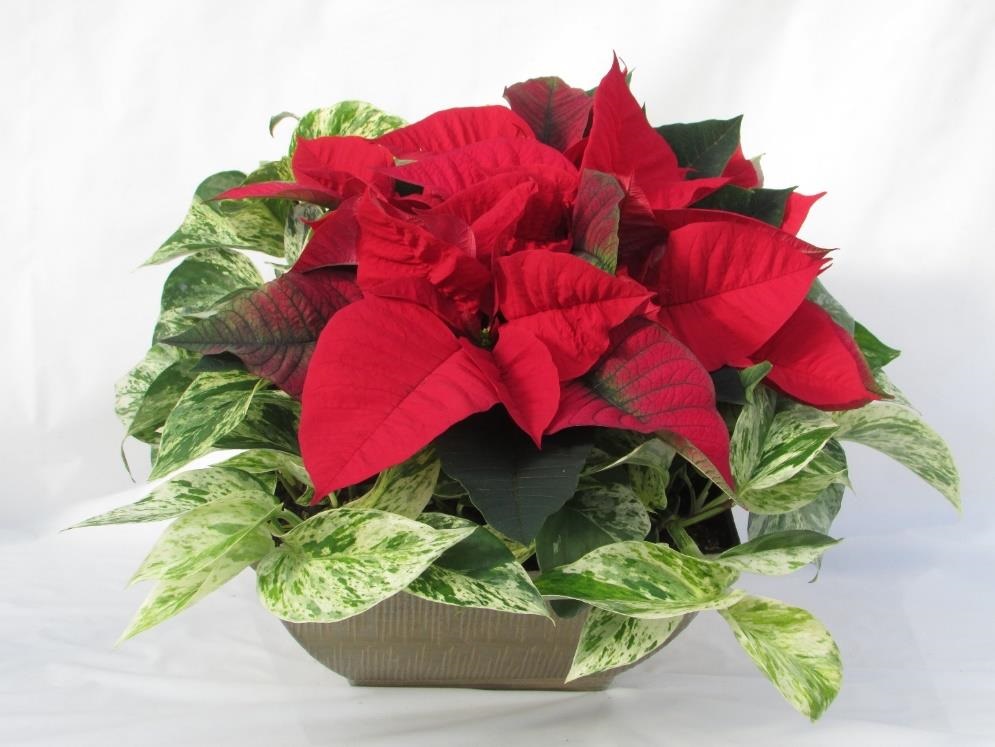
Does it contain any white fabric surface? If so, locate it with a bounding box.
[2,1,994,743]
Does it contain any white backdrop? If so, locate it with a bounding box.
[2,1,994,744]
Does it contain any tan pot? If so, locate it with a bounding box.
[283,592,693,691]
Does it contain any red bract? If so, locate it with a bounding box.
[211,58,880,500]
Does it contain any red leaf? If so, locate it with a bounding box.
[750,300,880,410]
[291,136,395,197]
[650,220,829,371]
[386,137,578,202]
[215,179,339,207]
[548,318,733,488]
[780,191,825,236]
[164,269,361,397]
[503,76,592,152]
[300,297,499,496]
[375,106,533,157]
[292,197,360,271]
[354,194,491,316]
[572,169,624,273]
[495,251,654,380]
[429,174,538,263]
[216,137,394,206]
[721,146,762,188]
[460,326,560,445]
[584,57,708,211]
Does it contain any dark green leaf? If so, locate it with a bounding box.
[853,321,900,370]
[693,185,795,227]
[435,411,592,544]
[656,116,742,177]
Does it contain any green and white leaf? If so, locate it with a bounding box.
[833,400,960,510]
[131,491,278,583]
[628,463,669,510]
[215,393,300,455]
[535,541,742,619]
[720,595,842,720]
[154,249,262,340]
[150,371,265,480]
[567,608,685,682]
[745,407,839,492]
[739,440,849,516]
[145,171,285,265]
[290,100,405,152]
[715,531,840,576]
[219,449,311,486]
[126,360,198,444]
[115,344,187,432]
[730,383,775,485]
[749,483,846,542]
[119,527,272,642]
[71,466,273,528]
[406,513,549,617]
[255,508,474,623]
[347,448,439,518]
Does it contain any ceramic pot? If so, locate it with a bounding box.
[283,592,693,691]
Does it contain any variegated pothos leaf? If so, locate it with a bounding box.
[150,371,266,479]
[749,483,846,541]
[715,531,840,575]
[119,527,272,642]
[739,440,849,516]
[535,541,743,619]
[70,466,273,528]
[346,449,440,518]
[567,607,685,682]
[720,595,842,720]
[290,100,405,152]
[832,400,960,510]
[154,249,262,340]
[255,508,474,623]
[131,491,278,583]
[406,513,549,617]
[219,449,311,486]
[115,344,186,432]
[145,171,285,264]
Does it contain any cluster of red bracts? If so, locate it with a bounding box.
[219,58,879,500]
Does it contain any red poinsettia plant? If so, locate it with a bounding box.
[78,57,957,721]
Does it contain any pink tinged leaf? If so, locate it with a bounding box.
[503,76,592,152]
[780,192,825,236]
[375,106,533,157]
[651,220,830,371]
[572,170,624,273]
[164,270,361,397]
[354,194,491,316]
[721,145,763,188]
[384,137,578,202]
[547,318,733,488]
[300,297,500,497]
[292,197,360,271]
[460,326,560,445]
[750,300,881,410]
[495,251,654,380]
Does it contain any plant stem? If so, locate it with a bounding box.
[679,498,735,528]
[666,523,702,556]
